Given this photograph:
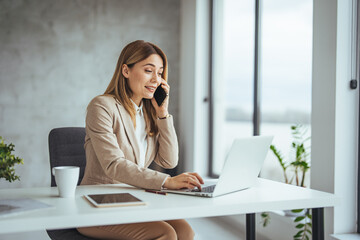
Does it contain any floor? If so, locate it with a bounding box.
[189,217,246,240]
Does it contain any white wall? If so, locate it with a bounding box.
[179,0,210,176]
[179,0,196,173]
[311,0,358,237]
[334,0,358,234]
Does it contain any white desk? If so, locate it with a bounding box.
[0,178,339,240]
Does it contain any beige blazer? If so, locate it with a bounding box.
[80,95,179,190]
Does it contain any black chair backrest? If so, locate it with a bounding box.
[48,127,86,187]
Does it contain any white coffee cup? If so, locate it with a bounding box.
[52,166,79,198]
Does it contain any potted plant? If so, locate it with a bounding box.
[0,136,24,182]
[261,125,312,240]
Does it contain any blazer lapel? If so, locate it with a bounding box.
[114,99,140,165]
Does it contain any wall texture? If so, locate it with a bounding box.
[0,0,180,188]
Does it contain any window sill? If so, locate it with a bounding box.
[332,233,360,240]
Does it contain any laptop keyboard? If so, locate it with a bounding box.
[191,184,216,193]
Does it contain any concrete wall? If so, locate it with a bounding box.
[0,0,180,188]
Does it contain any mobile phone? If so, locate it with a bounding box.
[153,85,167,106]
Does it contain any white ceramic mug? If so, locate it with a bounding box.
[52,166,79,198]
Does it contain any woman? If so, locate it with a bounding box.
[77,40,203,240]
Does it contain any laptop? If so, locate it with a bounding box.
[162,135,273,198]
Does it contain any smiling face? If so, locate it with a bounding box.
[122,54,164,106]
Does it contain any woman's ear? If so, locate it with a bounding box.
[122,64,130,78]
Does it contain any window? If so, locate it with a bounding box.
[211,0,313,183]
[211,0,255,176]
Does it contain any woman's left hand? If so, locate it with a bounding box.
[151,78,170,118]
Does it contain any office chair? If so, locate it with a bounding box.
[47,127,96,240]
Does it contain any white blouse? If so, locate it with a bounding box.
[131,99,147,168]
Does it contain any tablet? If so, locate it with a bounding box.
[84,193,146,208]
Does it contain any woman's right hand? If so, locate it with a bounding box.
[151,78,170,118]
[163,172,204,190]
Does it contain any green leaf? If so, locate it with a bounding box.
[296,224,305,229]
[292,209,304,213]
[294,216,306,222]
[294,230,304,238]
[260,212,271,227]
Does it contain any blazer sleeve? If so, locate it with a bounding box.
[154,115,179,169]
[86,97,169,190]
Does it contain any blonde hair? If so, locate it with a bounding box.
[104,40,168,136]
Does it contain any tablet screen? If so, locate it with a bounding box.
[84,193,145,208]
